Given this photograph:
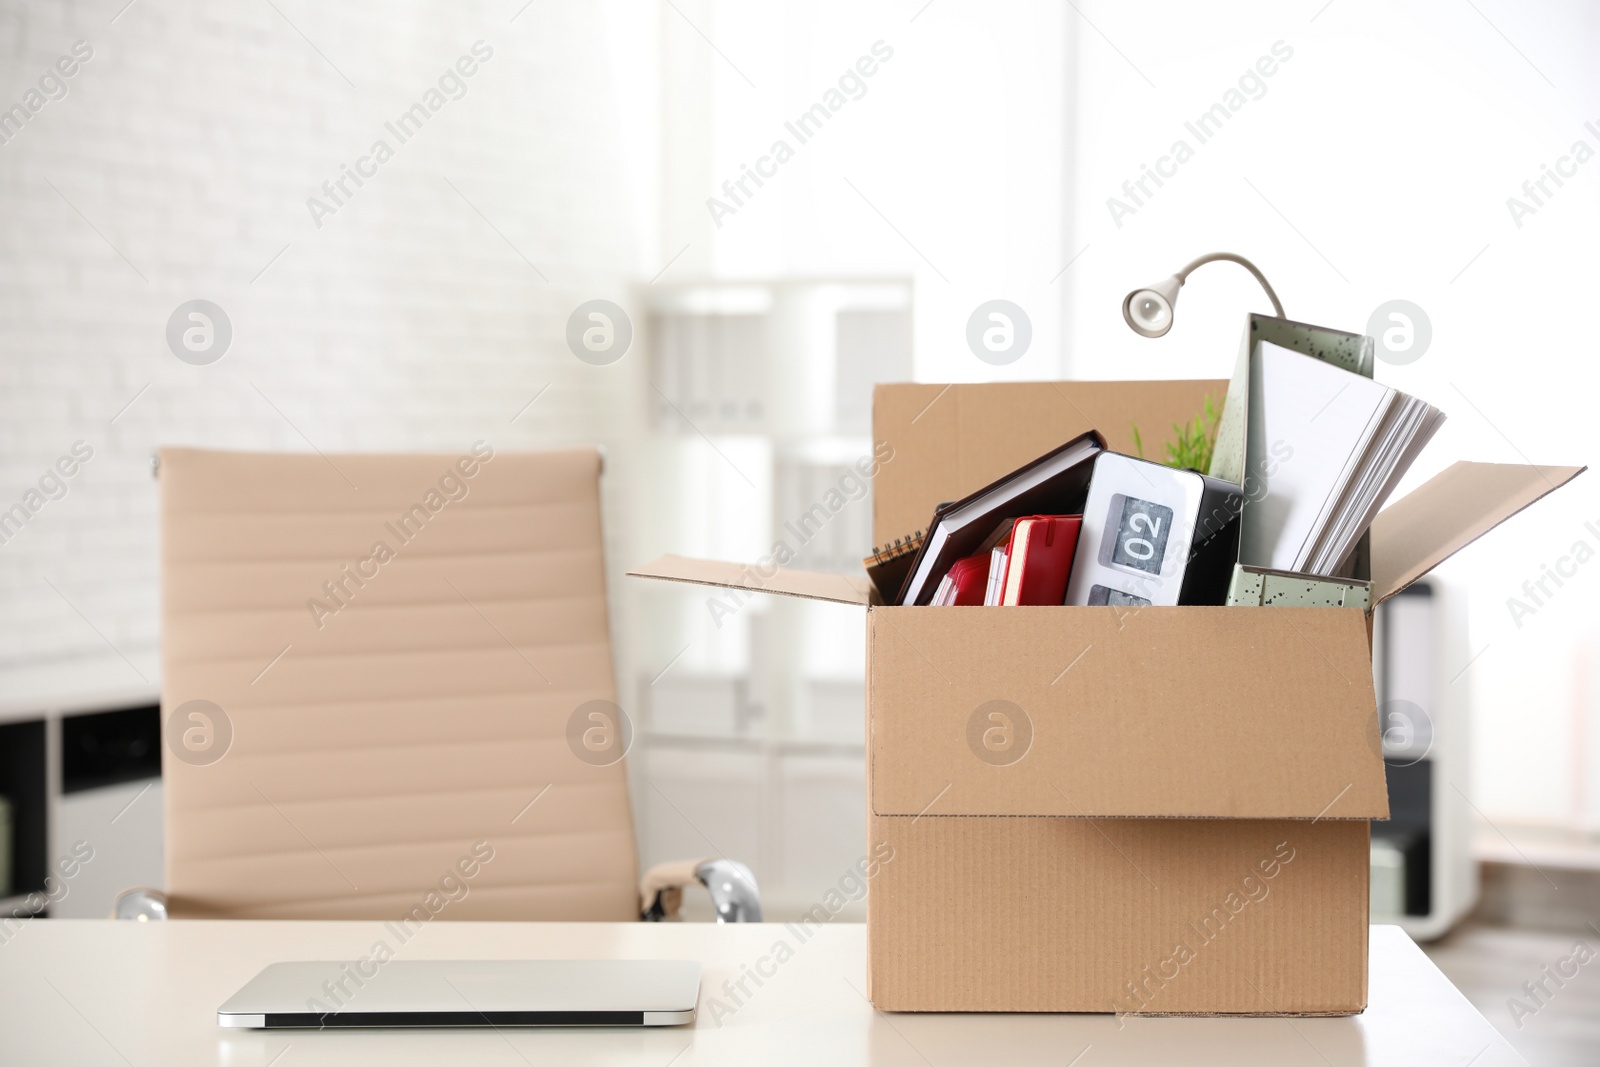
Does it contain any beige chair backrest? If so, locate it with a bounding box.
[158,446,639,920]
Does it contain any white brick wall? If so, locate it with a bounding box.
[0,0,658,674]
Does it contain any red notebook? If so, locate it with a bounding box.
[998,515,1082,606]
[931,553,991,606]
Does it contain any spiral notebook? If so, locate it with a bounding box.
[863,529,926,604]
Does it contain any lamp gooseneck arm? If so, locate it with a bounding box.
[1173,252,1285,319]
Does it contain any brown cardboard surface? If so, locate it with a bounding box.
[872,380,1226,547]
[867,814,1369,1013]
[1370,461,1587,604]
[868,606,1387,821]
[626,553,876,606]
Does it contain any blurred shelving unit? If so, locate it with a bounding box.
[626,277,911,921]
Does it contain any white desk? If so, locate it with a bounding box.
[0,921,1524,1066]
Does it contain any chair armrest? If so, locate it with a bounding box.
[641,858,701,920]
[640,858,762,923]
[695,859,762,923]
[112,887,168,921]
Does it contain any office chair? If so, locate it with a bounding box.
[115,446,757,924]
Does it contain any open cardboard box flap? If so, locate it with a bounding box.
[627,553,877,606]
[1370,460,1585,603]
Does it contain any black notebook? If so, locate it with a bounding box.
[896,431,1106,605]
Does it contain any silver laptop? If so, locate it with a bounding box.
[218,960,701,1028]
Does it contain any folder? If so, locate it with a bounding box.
[1209,313,1375,490]
[998,515,1081,606]
[1208,313,1383,583]
[1225,564,1372,610]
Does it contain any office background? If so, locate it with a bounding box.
[2,1,1597,1061]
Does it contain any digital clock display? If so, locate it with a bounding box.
[1088,585,1152,607]
[1109,494,1173,575]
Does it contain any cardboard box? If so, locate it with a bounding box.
[630,379,1583,1014]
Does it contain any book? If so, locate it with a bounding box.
[998,516,1082,605]
[931,554,991,606]
[1065,452,1244,607]
[972,518,1020,606]
[896,431,1106,605]
[1241,341,1445,576]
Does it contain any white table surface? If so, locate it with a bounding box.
[0,920,1525,1066]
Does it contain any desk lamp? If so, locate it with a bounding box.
[1122,252,1284,338]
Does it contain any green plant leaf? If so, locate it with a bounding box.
[1134,393,1220,473]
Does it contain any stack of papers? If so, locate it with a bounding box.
[1241,341,1445,576]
